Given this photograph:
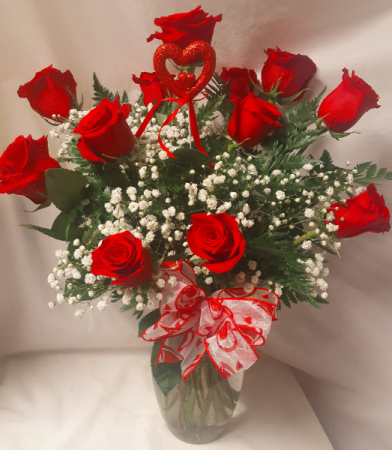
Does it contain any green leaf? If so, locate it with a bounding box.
[20,224,56,239]
[355,161,372,174]
[329,130,356,140]
[151,341,182,396]
[173,148,212,166]
[366,164,377,178]
[377,167,387,178]
[51,210,84,241]
[156,113,168,127]
[45,168,88,212]
[138,309,161,337]
[120,304,134,312]
[23,198,52,213]
[319,150,338,171]
[92,72,117,106]
[51,211,70,240]
[20,210,83,241]
[354,162,392,185]
[121,90,129,105]
[277,88,310,106]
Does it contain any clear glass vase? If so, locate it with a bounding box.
[153,356,244,444]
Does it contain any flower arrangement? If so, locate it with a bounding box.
[1,4,391,443]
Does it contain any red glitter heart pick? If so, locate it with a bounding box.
[153,41,216,100]
[177,72,196,92]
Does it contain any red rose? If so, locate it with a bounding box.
[187,213,246,273]
[132,72,170,106]
[17,65,77,120]
[261,48,316,99]
[0,135,59,204]
[227,92,282,147]
[220,68,260,103]
[147,5,222,62]
[91,231,153,287]
[318,69,380,133]
[326,184,390,238]
[73,97,134,163]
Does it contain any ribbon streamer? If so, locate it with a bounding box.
[143,261,279,380]
[135,94,209,158]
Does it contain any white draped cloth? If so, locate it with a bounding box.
[1,1,392,449]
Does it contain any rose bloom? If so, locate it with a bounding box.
[326,184,390,238]
[17,65,77,121]
[0,135,59,204]
[227,92,282,147]
[91,231,153,287]
[147,5,222,61]
[132,72,170,106]
[318,69,380,133]
[73,97,134,163]
[220,67,260,102]
[187,213,246,273]
[261,48,316,100]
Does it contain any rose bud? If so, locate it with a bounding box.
[326,184,390,238]
[227,92,282,147]
[91,231,153,287]
[0,135,59,204]
[17,65,77,121]
[187,213,246,273]
[132,72,170,107]
[220,67,260,102]
[261,48,316,100]
[318,69,380,133]
[147,5,222,62]
[261,47,317,100]
[73,97,134,163]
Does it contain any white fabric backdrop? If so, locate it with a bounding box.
[1,0,392,449]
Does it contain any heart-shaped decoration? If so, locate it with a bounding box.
[177,72,197,92]
[153,41,216,100]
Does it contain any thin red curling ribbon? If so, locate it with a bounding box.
[142,261,279,380]
[135,41,216,158]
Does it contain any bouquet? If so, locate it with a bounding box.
[1,4,390,444]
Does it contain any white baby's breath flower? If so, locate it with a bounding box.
[244,283,254,294]
[168,276,177,287]
[326,187,334,196]
[302,164,313,171]
[304,208,315,219]
[326,223,339,232]
[97,300,109,312]
[74,309,84,319]
[85,274,96,284]
[156,278,165,288]
[246,261,257,273]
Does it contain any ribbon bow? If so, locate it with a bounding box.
[143,261,279,380]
